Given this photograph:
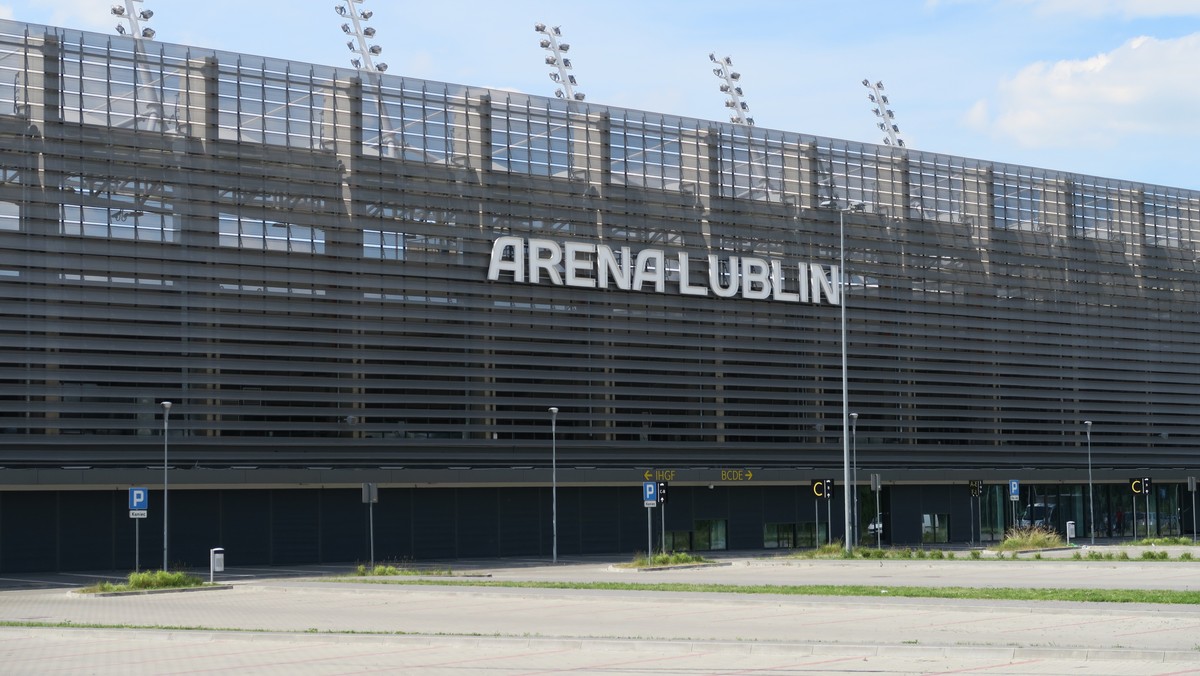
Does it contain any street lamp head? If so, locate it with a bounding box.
[1084,420,1092,427]
[548,407,558,415]
[161,401,172,411]
[850,412,858,421]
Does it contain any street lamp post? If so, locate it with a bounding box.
[161,400,171,571]
[549,407,558,564]
[838,204,862,553]
[851,412,859,545]
[1085,420,1094,545]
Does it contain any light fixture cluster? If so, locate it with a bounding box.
[710,54,753,126]
[336,1,387,73]
[863,79,904,148]
[536,23,584,101]
[111,0,155,40]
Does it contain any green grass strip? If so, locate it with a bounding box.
[337,577,1200,605]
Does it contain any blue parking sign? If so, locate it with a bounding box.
[129,487,148,510]
[643,481,657,502]
[1009,480,1020,498]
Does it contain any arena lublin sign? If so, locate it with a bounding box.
[487,236,841,305]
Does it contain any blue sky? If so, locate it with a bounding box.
[4,0,1200,189]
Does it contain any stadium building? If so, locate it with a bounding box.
[0,16,1197,572]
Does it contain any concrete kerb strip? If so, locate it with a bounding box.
[86,584,234,597]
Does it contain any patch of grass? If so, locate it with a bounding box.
[343,577,1200,605]
[80,570,205,594]
[1141,550,1170,560]
[1132,537,1195,546]
[1181,552,1194,561]
[351,562,453,577]
[627,551,710,568]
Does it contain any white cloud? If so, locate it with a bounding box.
[0,6,12,20]
[969,33,1200,149]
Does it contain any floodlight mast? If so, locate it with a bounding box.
[862,79,905,149]
[535,24,584,102]
[710,54,753,126]
[111,0,155,40]
[337,1,388,73]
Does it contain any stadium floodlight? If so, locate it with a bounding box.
[536,23,584,103]
[863,79,905,149]
[111,0,155,40]
[335,1,388,74]
[710,53,753,126]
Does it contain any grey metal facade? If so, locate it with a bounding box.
[0,19,1198,569]
[2,18,1200,475]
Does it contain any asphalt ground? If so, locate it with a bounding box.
[2,545,1200,675]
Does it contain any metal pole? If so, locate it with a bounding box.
[161,400,171,571]
[969,488,974,547]
[660,499,666,555]
[839,207,852,553]
[1132,494,1138,540]
[135,519,140,572]
[875,486,881,549]
[851,412,858,546]
[1191,478,1196,544]
[369,500,375,568]
[549,407,558,564]
[1085,421,1094,544]
[647,506,652,557]
[813,498,818,547]
[1145,486,1151,538]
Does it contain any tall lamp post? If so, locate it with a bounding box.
[851,412,859,545]
[549,407,559,564]
[1085,420,1094,545]
[839,203,863,553]
[161,400,171,571]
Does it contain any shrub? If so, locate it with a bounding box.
[83,569,204,593]
[995,526,1064,552]
[631,551,709,567]
[969,550,982,560]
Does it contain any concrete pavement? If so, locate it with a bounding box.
[1,548,1199,674]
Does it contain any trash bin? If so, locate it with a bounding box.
[1066,521,1076,540]
[210,547,224,583]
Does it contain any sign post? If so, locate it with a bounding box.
[657,482,668,554]
[1008,480,1020,527]
[812,480,833,545]
[128,487,148,572]
[362,482,378,568]
[871,473,882,548]
[643,481,658,556]
[1189,476,1197,544]
[1130,477,1151,539]
[969,480,983,546]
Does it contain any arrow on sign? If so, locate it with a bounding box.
[644,470,653,481]
[746,470,753,480]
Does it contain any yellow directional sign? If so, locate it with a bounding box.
[719,469,754,481]
[642,469,676,482]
